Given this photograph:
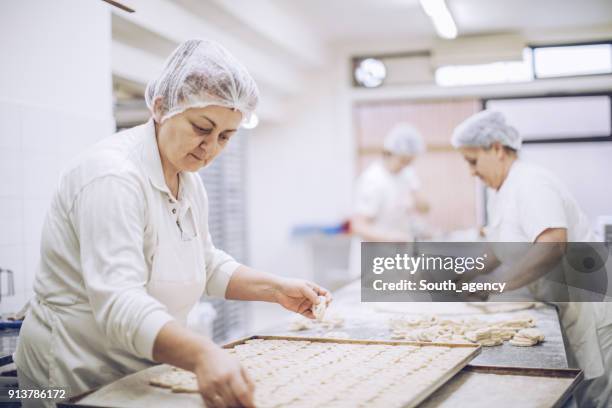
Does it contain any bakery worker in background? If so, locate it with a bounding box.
[15,39,331,408]
[451,109,612,408]
[349,124,430,278]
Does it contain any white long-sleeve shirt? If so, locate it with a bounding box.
[15,119,240,395]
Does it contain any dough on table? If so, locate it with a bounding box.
[288,313,344,332]
[390,313,540,347]
[162,338,480,407]
[509,328,545,347]
[149,368,198,393]
[322,331,351,339]
[313,296,327,321]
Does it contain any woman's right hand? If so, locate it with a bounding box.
[193,344,255,408]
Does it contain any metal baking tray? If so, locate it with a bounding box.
[58,335,481,408]
[420,365,583,408]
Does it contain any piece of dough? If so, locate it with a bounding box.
[313,296,327,321]
[389,313,540,347]
[516,328,545,342]
[509,338,537,347]
[149,368,198,393]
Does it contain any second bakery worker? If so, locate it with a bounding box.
[15,39,331,408]
[349,124,430,277]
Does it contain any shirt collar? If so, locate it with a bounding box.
[142,119,193,202]
[142,118,192,201]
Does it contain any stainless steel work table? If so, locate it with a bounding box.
[260,280,570,370]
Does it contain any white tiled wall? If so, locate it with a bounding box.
[0,101,114,313]
[0,0,114,314]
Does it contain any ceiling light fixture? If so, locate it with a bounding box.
[354,58,387,88]
[419,0,457,39]
[242,113,259,129]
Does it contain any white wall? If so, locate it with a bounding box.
[246,61,354,281]
[0,1,114,313]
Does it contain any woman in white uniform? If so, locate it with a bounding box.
[15,39,331,408]
[349,124,430,277]
[451,110,612,407]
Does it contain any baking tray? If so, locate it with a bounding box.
[58,335,481,408]
[420,365,583,408]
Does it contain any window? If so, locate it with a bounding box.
[484,94,612,143]
[434,48,533,87]
[435,60,532,87]
[532,43,612,79]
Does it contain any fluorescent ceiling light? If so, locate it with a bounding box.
[419,0,457,39]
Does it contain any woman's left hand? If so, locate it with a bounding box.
[274,278,332,319]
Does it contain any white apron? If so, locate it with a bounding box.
[487,201,606,380]
[16,196,206,404]
[147,198,206,325]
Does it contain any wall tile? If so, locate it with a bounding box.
[57,115,112,165]
[22,150,60,199]
[0,103,21,150]
[0,198,23,246]
[20,106,58,152]
[0,148,22,198]
[23,244,39,301]
[0,244,26,314]
[23,199,47,246]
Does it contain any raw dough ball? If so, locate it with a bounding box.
[313,296,327,321]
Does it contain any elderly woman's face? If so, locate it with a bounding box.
[156,105,242,173]
[459,144,508,190]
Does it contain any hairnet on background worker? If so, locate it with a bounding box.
[383,123,426,156]
[349,122,431,277]
[451,110,521,150]
[451,109,612,408]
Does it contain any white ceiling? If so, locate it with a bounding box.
[270,0,612,43]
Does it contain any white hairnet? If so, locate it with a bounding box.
[145,39,259,125]
[451,110,522,150]
[383,124,426,156]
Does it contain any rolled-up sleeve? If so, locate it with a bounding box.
[70,175,174,360]
[517,180,568,243]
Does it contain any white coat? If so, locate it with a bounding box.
[349,161,422,277]
[486,160,612,406]
[15,119,241,401]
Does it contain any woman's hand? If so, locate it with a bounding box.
[153,322,255,407]
[273,278,332,319]
[224,267,332,318]
[193,343,255,408]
